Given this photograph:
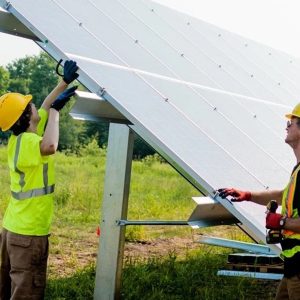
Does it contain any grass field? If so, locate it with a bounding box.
[0,145,278,299]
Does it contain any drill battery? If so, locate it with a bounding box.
[266,229,282,244]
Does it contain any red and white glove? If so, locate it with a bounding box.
[218,188,251,202]
[266,213,284,230]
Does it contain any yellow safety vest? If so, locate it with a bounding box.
[3,108,55,236]
[281,163,300,258]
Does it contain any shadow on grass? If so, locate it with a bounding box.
[45,265,95,300]
[45,250,277,300]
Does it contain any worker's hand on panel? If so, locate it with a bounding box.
[51,86,78,111]
[217,188,251,202]
[63,60,79,84]
[266,212,284,230]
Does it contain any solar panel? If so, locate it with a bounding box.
[1,0,297,250]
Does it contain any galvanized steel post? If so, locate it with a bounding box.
[94,123,134,300]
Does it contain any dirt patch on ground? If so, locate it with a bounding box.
[125,236,200,259]
[47,226,246,277]
[48,234,204,277]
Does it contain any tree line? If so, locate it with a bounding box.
[0,52,154,158]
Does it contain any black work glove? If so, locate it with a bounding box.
[51,86,78,111]
[63,60,79,84]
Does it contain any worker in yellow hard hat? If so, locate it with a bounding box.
[218,104,300,299]
[0,60,79,299]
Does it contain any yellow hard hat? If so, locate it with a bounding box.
[286,103,300,119]
[0,93,32,131]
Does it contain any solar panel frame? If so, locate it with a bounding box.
[1,0,295,252]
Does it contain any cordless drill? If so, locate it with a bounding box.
[266,200,283,244]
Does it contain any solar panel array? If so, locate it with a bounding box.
[2,0,299,246]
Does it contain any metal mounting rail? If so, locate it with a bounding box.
[198,236,276,255]
[217,270,283,280]
[117,220,189,226]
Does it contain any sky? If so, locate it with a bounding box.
[1,0,300,66]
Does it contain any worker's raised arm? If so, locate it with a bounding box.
[41,81,68,112]
[41,60,79,112]
[40,109,59,155]
[218,188,283,206]
[40,86,77,155]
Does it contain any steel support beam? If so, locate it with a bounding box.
[118,220,189,226]
[71,91,129,124]
[0,9,39,40]
[94,123,134,300]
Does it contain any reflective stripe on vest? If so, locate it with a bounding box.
[282,246,300,258]
[11,185,55,200]
[281,164,300,257]
[282,163,300,237]
[11,134,54,200]
[14,134,25,189]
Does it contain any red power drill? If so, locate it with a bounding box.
[266,200,283,244]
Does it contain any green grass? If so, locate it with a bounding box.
[0,145,278,299]
[45,264,95,300]
[44,250,277,300]
[122,249,276,300]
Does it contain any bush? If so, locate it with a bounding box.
[78,138,106,157]
[141,153,166,166]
